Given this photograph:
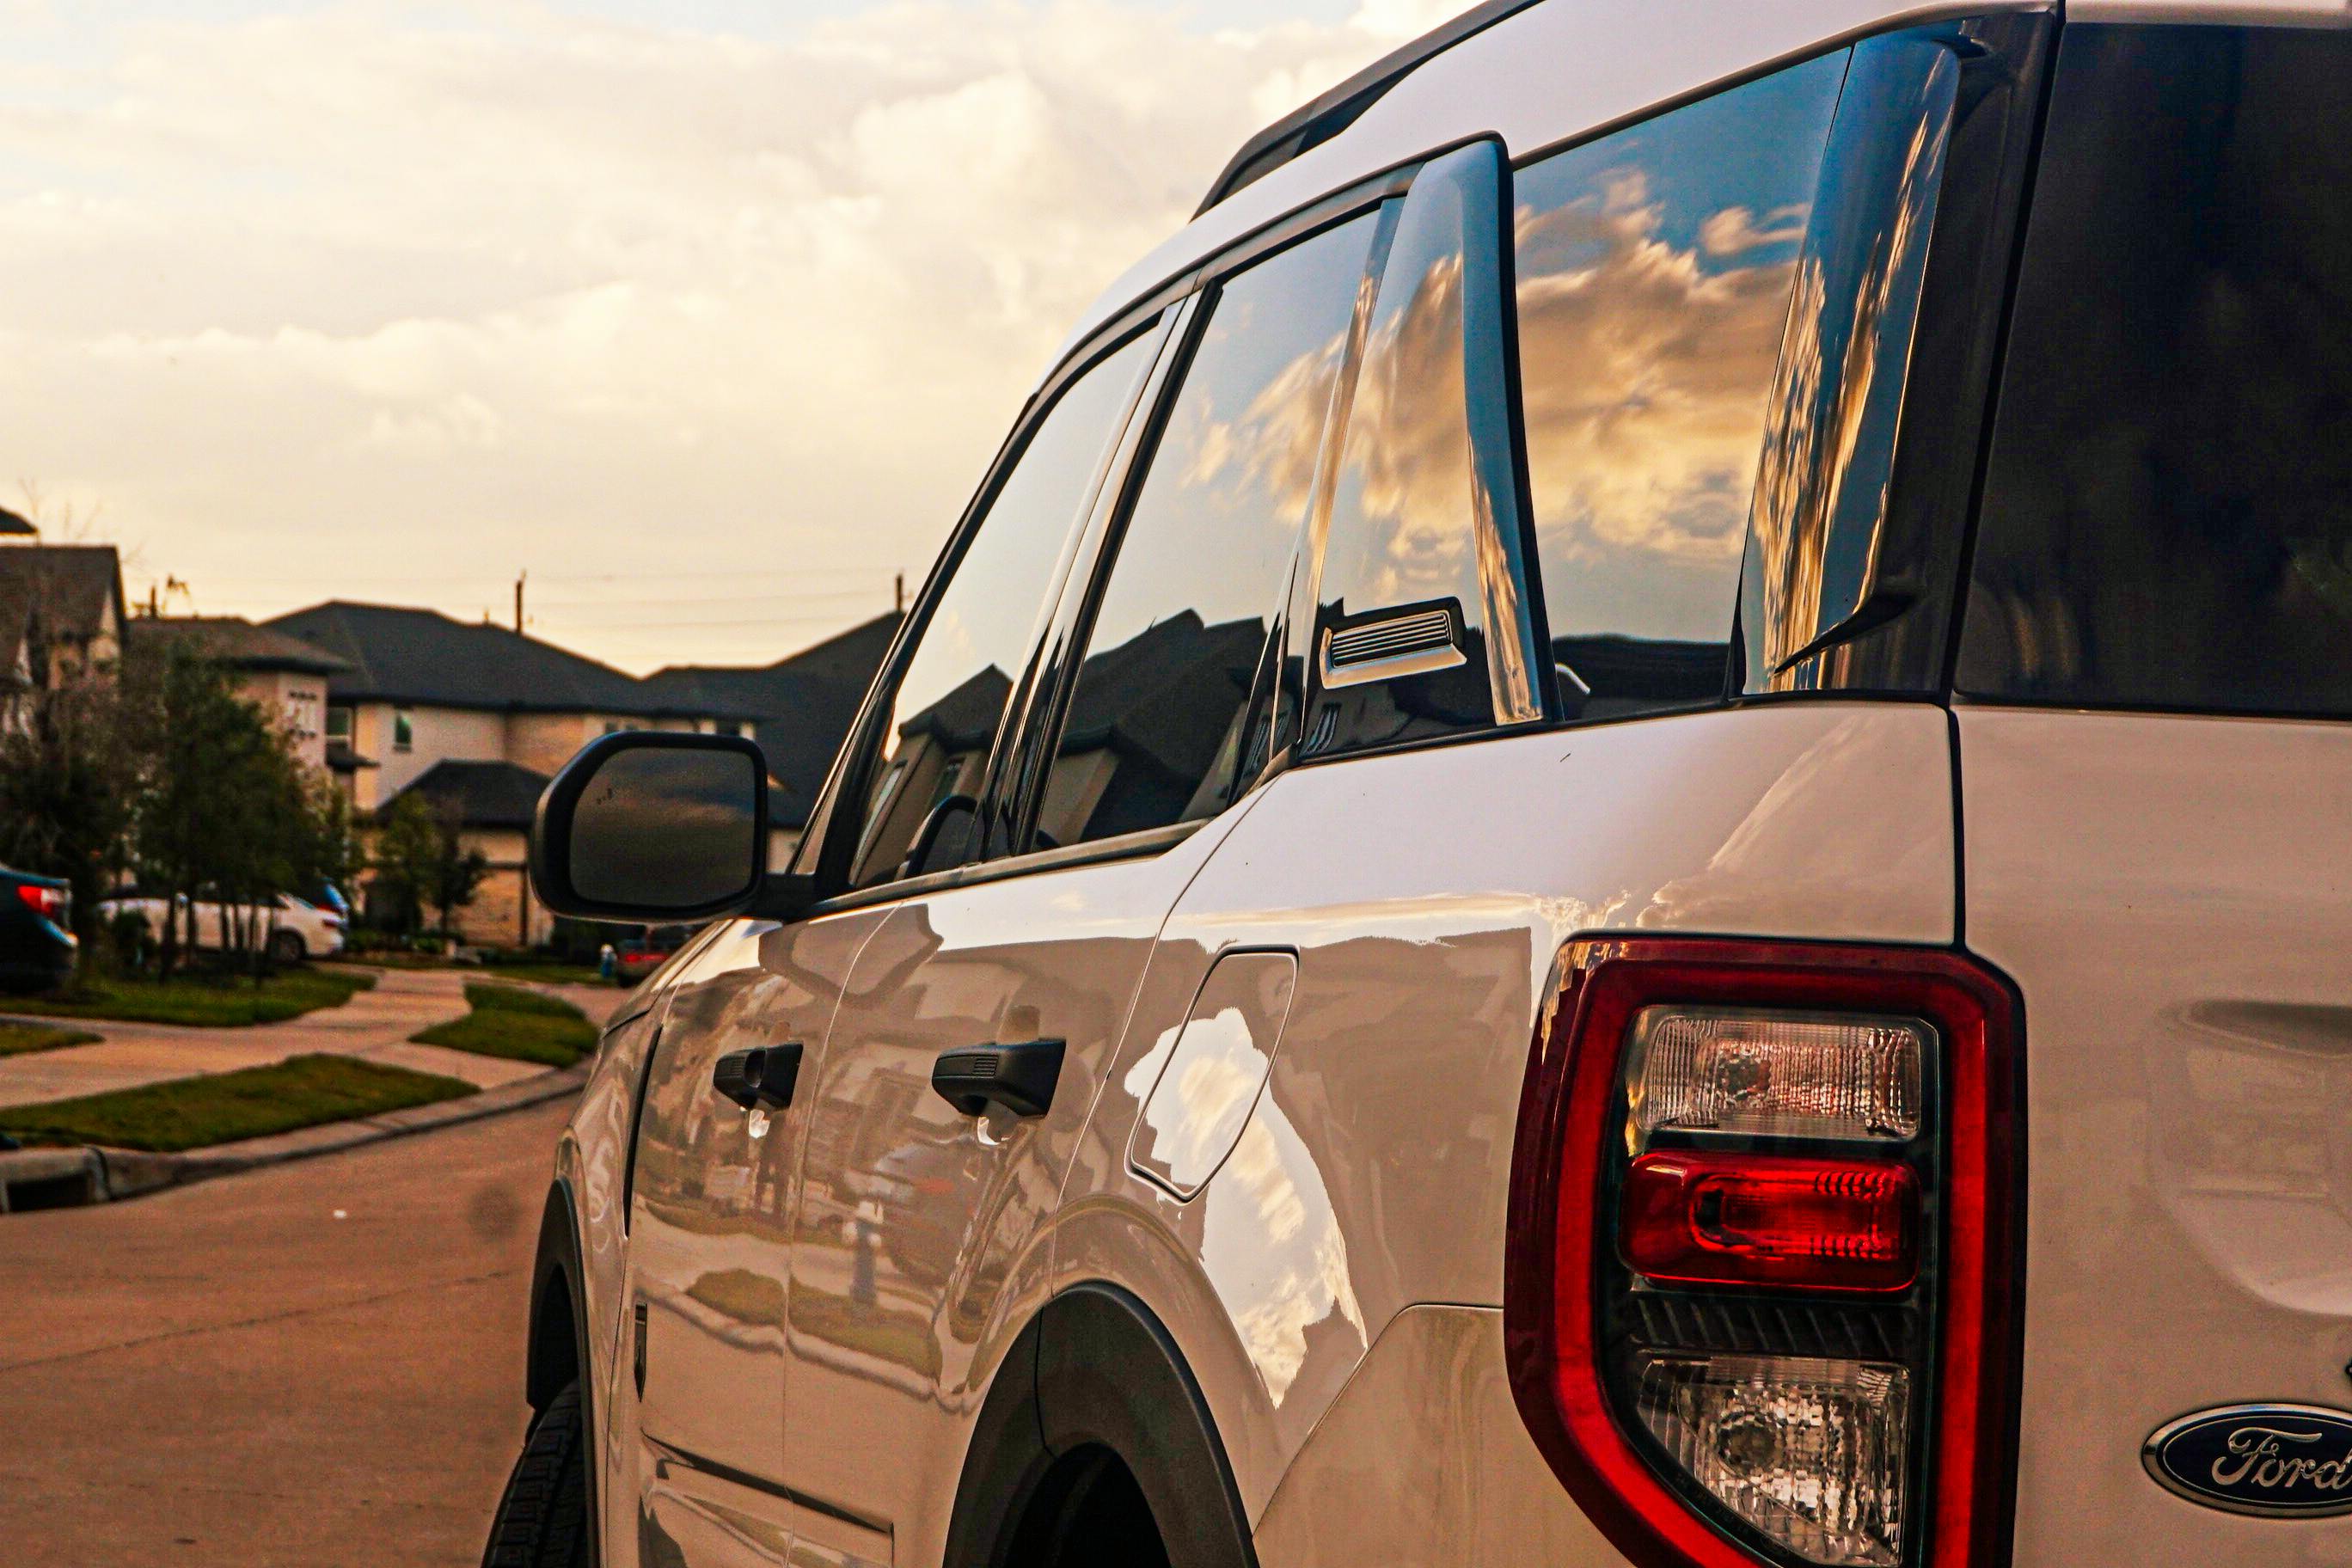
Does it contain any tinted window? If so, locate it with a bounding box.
[1957,26,2352,718]
[847,328,1157,885]
[1516,50,1846,719]
[1305,143,1536,756]
[1036,216,1378,849]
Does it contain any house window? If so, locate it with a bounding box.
[393,710,413,751]
[325,705,352,742]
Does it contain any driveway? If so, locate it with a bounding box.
[0,1094,568,1566]
[0,967,624,1111]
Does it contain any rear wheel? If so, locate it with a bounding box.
[482,1381,593,1568]
[268,929,306,965]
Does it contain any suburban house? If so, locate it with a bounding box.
[264,601,765,946]
[135,616,350,769]
[0,543,128,732]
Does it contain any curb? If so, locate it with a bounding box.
[0,1059,590,1211]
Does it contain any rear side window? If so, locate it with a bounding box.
[845,328,1158,886]
[1958,25,2352,718]
[1034,215,1378,850]
[1515,49,1847,720]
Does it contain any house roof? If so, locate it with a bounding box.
[0,507,35,537]
[136,615,351,675]
[386,759,552,830]
[0,545,127,687]
[263,601,762,721]
[640,612,903,829]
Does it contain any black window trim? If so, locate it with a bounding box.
[1004,199,1406,866]
[796,309,1177,902]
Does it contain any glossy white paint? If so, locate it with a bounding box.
[780,802,1266,1567]
[1057,0,2048,364]
[1051,700,1957,1526]
[616,910,894,1568]
[1128,950,1299,1200]
[1253,1307,1624,1565]
[1961,707,2352,1567]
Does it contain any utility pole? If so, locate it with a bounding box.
[894,573,904,615]
[514,570,525,635]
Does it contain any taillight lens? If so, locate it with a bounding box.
[1621,1151,1918,1294]
[1505,940,2021,1568]
[15,883,61,919]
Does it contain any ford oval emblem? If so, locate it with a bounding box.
[2144,1405,2352,1516]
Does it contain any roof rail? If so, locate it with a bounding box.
[1194,0,1548,217]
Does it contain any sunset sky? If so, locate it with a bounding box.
[0,0,1456,672]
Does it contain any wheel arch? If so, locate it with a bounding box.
[944,1280,1258,1568]
[528,1179,594,1412]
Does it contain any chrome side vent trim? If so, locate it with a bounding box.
[1321,600,1467,689]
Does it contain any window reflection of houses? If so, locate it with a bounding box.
[1036,611,1270,849]
[850,665,1012,884]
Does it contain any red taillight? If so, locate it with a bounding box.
[1504,939,2022,1568]
[1621,1151,1919,1294]
[15,884,60,919]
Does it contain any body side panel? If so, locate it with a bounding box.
[1961,707,2352,1565]
[1252,1305,1621,1565]
[1050,701,1957,1526]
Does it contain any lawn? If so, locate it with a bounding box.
[0,1053,475,1153]
[2,967,376,1027]
[410,983,598,1067]
[0,1022,101,1057]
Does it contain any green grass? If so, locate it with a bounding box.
[0,1053,475,1153]
[2,968,377,1027]
[410,983,597,1067]
[0,1022,101,1057]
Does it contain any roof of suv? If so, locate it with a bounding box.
[1057,0,2336,370]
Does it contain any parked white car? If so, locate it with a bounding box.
[100,887,346,965]
[484,5,2352,1568]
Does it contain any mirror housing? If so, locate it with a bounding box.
[530,731,769,924]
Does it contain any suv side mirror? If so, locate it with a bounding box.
[530,732,769,923]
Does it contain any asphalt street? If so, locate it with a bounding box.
[0,1096,571,1567]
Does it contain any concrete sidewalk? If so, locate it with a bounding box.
[0,966,623,1111]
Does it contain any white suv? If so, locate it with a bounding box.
[483,5,2352,1567]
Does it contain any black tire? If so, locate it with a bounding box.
[482,1381,593,1568]
[269,929,306,966]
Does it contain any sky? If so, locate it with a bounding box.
[0,0,1461,673]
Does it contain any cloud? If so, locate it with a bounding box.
[0,0,1426,668]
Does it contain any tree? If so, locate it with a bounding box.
[371,792,488,941]
[131,646,340,978]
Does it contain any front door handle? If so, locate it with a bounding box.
[931,1038,1065,1119]
[714,1043,801,1111]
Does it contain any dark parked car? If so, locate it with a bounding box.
[0,866,76,994]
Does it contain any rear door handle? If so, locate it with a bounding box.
[931,1038,1065,1118]
[714,1043,802,1110]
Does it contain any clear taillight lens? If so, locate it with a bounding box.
[1635,1353,1911,1567]
[1626,1006,1926,1145]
